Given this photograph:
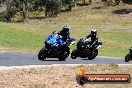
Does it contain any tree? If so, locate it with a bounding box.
[4,0,34,22]
[122,0,132,4]
[115,0,120,5]
[45,0,62,17]
[102,0,121,6]
[83,0,86,4]
[5,0,17,22]
[1,0,75,22]
[89,0,92,4]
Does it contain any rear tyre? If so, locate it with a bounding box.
[71,49,78,59]
[38,47,46,61]
[125,53,131,62]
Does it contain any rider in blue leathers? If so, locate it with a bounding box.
[58,25,70,42]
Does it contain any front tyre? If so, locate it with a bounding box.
[88,49,98,60]
[71,49,78,59]
[125,53,131,62]
[38,47,46,61]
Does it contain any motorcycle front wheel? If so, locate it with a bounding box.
[71,49,78,59]
[125,53,131,62]
[38,47,46,61]
[88,49,98,60]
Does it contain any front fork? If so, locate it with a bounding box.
[130,50,132,54]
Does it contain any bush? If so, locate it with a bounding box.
[45,0,62,17]
[0,0,76,22]
[122,0,132,3]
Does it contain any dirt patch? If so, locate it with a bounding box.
[0,46,16,51]
[0,46,37,53]
[0,65,132,88]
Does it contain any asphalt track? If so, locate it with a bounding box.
[0,51,132,66]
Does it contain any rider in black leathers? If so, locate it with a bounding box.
[130,47,132,53]
[57,25,71,51]
[85,29,99,50]
[58,25,70,42]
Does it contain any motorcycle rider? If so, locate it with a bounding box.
[130,47,132,53]
[58,25,70,42]
[85,29,100,51]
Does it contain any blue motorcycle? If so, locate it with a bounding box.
[38,32,75,61]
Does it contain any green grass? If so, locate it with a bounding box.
[0,23,45,52]
[98,30,132,57]
[26,4,132,28]
[0,22,131,58]
[0,4,132,58]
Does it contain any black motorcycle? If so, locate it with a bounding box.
[38,33,75,61]
[71,38,102,60]
[125,47,132,62]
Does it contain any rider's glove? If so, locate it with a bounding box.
[89,45,93,48]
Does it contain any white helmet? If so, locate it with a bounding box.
[91,29,97,36]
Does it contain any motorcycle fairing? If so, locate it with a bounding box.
[47,34,65,44]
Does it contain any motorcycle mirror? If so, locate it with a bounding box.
[97,45,102,49]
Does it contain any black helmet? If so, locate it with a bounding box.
[91,29,97,36]
[62,25,70,32]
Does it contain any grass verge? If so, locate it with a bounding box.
[0,22,132,58]
[0,4,132,58]
[0,65,132,88]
